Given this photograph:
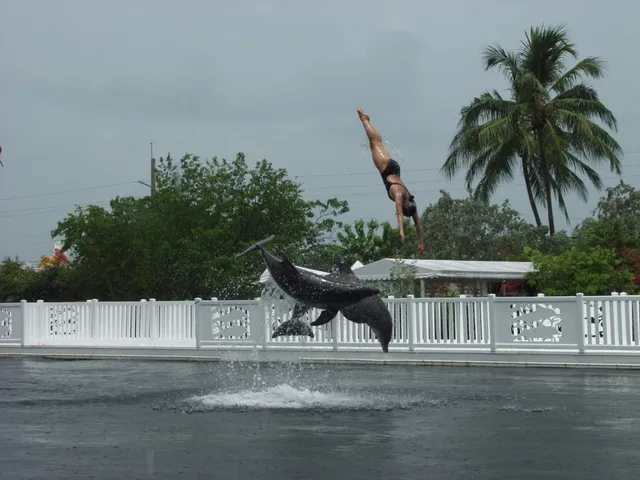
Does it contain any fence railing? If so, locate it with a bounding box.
[1,292,639,354]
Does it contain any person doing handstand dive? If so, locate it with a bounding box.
[357,107,424,255]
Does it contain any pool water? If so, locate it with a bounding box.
[1,358,639,479]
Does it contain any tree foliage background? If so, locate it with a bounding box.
[2,157,638,301]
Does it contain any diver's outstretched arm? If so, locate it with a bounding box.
[412,212,425,255]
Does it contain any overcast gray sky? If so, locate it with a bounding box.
[2,0,639,263]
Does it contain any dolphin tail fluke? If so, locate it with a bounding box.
[236,235,276,258]
[272,318,315,338]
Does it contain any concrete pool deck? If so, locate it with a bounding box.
[2,345,640,369]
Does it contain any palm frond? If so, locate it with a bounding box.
[519,24,578,86]
[552,84,618,130]
[471,140,521,201]
[459,93,519,127]
[550,57,607,93]
[481,46,520,82]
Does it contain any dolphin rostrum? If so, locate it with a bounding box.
[272,257,394,353]
[236,235,380,310]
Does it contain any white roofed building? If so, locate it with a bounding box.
[255,257,534,298]
[351,258,534,297]
[257,261,364,284]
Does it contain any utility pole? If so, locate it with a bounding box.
[150,142,156,196]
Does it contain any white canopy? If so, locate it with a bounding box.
[258,261,364,284]
[258,265,328,283]
[351,258,533,281]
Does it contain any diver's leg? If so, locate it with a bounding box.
[357,107,391,173]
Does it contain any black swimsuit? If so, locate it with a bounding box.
[381,158,412,201]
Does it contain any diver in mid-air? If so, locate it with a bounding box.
[357,107,424,255]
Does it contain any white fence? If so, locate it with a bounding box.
[1,292,639,356]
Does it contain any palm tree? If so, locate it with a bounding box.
[442,24,623,235]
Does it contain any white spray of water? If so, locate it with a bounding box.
[259,278,300,331]
[190,384,369,410]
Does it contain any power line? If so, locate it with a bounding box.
[2,150,640,205]
[1,156,639,216]
[1,169,637,219]
[0,181,139,202]
[0,200,111,215]
[0,201,111,219]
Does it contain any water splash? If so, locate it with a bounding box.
[499,405,556,413]
[190,384,367,410]
[168,361,453,413]
[260,279,299,334]
[261,280,298,314]
[178,383,451,412]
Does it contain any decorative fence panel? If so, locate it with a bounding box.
[582,293,640,351]
[0,301,25,346]
[4,292,640,355]
[23,299,195,347]
[492,295,582,352]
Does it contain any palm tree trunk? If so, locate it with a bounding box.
[521,154,542,227]
[536,134,555,236]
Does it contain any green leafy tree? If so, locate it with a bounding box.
[52,152,348,300]
[295,198,350,270]
[420,190,548,260]
[571,181,640,285]
[524,246,635,296]
[335,218,416,265]
[386,260,418,297]
[0,258,80,302]
[443,24,622,235]
[0,257,34,302]
[571,181,640,254]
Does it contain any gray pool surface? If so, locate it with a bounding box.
[1,358,639,479]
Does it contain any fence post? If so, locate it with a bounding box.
[252,297,267,350]
[576,293,585,354]
[611,292,620,345]
[140,299,148,343]
[458,295,466,344]
[194,298,202,349]
[37,299,46,344]
[332,312,340,351]
[20,300,27,347]
[407,295,415,351]
[149,298,157,344]
[87,299,97,342]
[386,295,395,345]
[488,294,496,353]
[620,292,629,346]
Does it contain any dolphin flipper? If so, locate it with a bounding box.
[236,235,276,258]
[272,318,315,338]
[310,309,339,326]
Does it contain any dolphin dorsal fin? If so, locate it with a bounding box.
[280,254,299,273]
[337,263,354,275]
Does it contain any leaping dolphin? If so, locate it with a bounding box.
[272,257,394,353]
[236,235,381,310]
